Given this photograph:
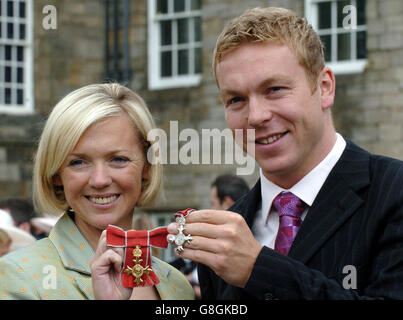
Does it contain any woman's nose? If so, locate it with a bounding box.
[88,164,112,188]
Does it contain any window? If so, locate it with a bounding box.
[0,0,33,113]
[305,0,367,74]
[148,0,202,90]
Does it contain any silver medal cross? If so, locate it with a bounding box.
[174,224,192,254]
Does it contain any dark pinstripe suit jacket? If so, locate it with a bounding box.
[198,140,403,299]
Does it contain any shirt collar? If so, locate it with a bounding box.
[260,133,346,216]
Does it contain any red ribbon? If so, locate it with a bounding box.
[174,208,195,219]
[106,225,168,288]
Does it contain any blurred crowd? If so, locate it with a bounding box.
[0,197,58,257]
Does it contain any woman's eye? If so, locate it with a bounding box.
[111,157,129,164]
[68,159,85,167]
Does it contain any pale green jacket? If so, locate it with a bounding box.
[0,213,194,300]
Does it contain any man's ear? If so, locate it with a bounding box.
[319,67,336,111]
[222,196,235,210]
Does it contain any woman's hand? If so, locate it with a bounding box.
[90,230,132,300]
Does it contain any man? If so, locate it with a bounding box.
[167,7,403,299]
[210,174,250,210]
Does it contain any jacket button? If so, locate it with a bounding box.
[264,293,274,300]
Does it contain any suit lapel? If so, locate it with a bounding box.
[289,141,370,263]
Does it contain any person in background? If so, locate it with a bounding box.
[0,198,38,238]
[0,209,36,257]
[210,174,250,210]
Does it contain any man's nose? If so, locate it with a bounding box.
[247,96,273,127]
[88,164,112,188]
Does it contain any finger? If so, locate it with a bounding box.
[183,209,242,225]
[93,230,108,262]
[172,222,231,239]
[92,248,124,274]
[180,235,219,253]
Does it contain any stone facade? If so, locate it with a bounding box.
[0,0,402,215]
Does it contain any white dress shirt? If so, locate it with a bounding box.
[252,133,347,249]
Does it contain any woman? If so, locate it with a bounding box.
[0,83,194,300]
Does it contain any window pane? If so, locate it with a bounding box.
[5,45,12,60]
[337,33,351,61]
[177,18,188,44]
[194,47,202,74]
[7,0,13,17]
[7,23,14,39]
[17,67,23,83]
[178,49,188,75]
[17,89,23,105]
[5,88,11,104]
[194,16,201,42]
[320,35,331,62]
[5,66,11,82]
[19,24,25,40]
[191,0,201,10]
[157,0,168,14]
[160,20,172,45]
[19,1,26,18]
[357,31,366,59]
[17,46,23,61]
[161,51,172,77]
[174,0,185,12]
[357,0,366,26]
[318,1,331,29]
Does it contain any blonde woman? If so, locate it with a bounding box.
[0,83,194,300]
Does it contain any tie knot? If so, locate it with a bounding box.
[273,192,306,218]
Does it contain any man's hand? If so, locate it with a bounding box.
[90,230,132,300]
[167,210,262,288]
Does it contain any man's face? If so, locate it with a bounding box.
[210,186,223,210]
[216,42,335,188]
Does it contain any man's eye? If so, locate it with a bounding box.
[227,97,243,105]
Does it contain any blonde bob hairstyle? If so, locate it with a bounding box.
[33,83,162,215]
[213,7,325,91]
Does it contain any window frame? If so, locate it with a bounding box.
[305,0,367,75]
[0,0,34,114]
[147,0,202,90]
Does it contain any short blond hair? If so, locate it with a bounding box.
[33,83,163,215]
[213,7,325,90]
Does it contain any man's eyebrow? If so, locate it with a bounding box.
[220,74,294,97]
[258,75,294,89]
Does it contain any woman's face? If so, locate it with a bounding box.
[54,116,148,238]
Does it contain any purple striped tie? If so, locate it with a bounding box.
[273,192,306,255]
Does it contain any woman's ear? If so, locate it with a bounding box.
[319,67,336,111]
[142,163,151,182]
[52,174,63,187]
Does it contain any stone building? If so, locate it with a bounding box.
[0,0,402,258]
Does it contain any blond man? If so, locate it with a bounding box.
[168,7,403,300]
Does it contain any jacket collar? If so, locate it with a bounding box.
[48,212,94,275]
[289,140,370,263]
